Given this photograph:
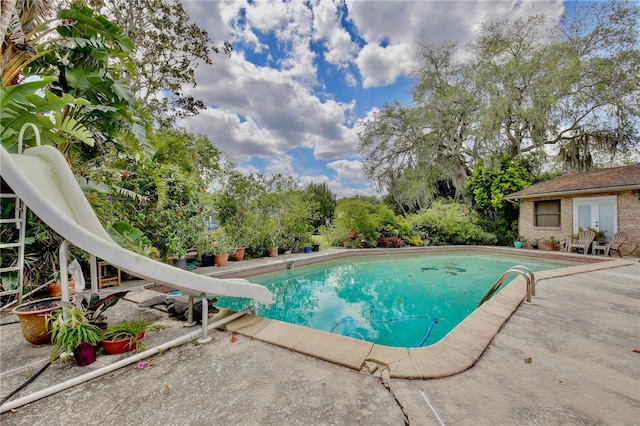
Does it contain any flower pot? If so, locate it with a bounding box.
[304,246,311,253]
[514,241,524,248]
[311,244,320,252]
[201,255,214,267]
[47,278,75,298]
[73,341,97,366]
[12,298,61,345]
[544,243,556,251]
[268,247,279,257]
[101,333,144,354]
[170,257,188,269]
[214,253,229,266]
[230,247,245,261]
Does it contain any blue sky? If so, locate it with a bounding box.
[180,0,567,197]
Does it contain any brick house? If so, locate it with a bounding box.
[504,163,640,256]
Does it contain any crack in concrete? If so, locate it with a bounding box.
[373,363,410,425]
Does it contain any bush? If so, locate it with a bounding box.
[378,236,405,248]
[409,200,497,245]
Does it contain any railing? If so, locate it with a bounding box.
[477,265,535,307]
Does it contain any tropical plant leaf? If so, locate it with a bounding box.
[111,186,149,204]
[54,112,95,146]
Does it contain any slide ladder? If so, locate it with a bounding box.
[478,265,535,307]
[0,191,27,305]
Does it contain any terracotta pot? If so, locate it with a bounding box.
[101,333,144,354]
[268,247,279,257]
[47,278,75,297]
[544,243,556,251]
[214,253,229,266]
[230,247,245,261]
[12,298,61,345]
[74,341,97,366]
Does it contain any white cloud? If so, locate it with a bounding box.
[312,0,356,68]
[327,159,365,183]
[346,0,565,87]
[181,0,567,197]
[264,154,297,178]
[356,42,413,88]
[180,52,359,161]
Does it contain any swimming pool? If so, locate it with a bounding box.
[215,252,576,347]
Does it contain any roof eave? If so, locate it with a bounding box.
[505,184,640,200]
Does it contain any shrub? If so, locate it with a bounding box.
[409,200,497,245]
[378,236,405,248]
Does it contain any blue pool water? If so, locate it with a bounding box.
[215,253,575,347]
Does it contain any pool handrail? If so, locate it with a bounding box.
[478,265,535,307]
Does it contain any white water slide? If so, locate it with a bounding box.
[1,141,273,334]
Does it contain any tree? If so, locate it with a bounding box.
[472,3,639,171]
[465,156,530,218]
[1,3,141,154]
[87,126,222,258]
[465,156,530,245]
[85,0,232,122]
[304,182,336,231]
[359,1,639,205]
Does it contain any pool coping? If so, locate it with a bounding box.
[200,247,636,379]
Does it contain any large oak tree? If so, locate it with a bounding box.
[359,1,639,212]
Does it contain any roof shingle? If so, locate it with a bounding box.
[505,163,640,199]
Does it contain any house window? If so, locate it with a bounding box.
[535,200,561,227]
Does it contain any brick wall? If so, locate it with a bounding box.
[518,190,640,257]
[618,190,640,256]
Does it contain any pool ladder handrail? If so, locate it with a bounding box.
[477,265,536,307]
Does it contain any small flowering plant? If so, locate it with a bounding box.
[210,229,232,254]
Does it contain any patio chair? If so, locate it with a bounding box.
[604,232,628,257]
[567,230,596,254]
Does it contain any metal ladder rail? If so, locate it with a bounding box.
[0,124,42,306]
[509,265,536,297]
[0,193,27,305]
[478,265,535,307]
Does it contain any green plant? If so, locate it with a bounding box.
[544,236,559,245]
[209,229,232,254]
[585,227,607,242]
[166,236,186,258]
[101,317,163,351]
[77,291,129,322]
[106,222,159,259]
[515,235,526,242]
[408,200,497,246]
[47,304,102,362]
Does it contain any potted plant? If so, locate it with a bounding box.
[47,269,75,298]
[209,229,231,266]
[544,236,559,251]
[230,246,246,261]
[100,317,163,354]
[166,236,187,269]
[12,297,62,345]
[47,304,102,366]
[530,239,539,249]
[514,235,525,248]
[301,236,313,253]
[197,231,216,267]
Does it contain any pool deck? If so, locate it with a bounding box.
[1,247,638,424]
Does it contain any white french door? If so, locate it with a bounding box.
[573,196,617,242]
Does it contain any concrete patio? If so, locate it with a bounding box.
[0,249,638,425]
